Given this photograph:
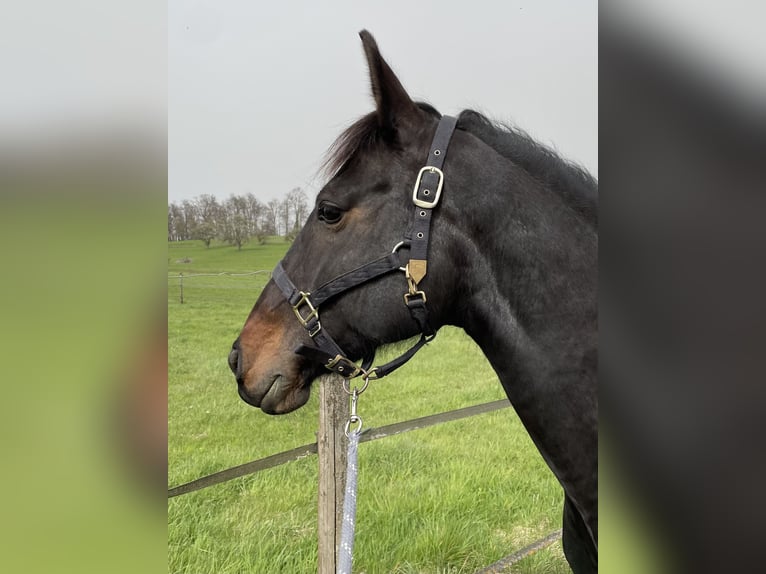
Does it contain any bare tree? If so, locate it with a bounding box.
[279,198,290,238]
[180,200,198,241]
[169,191,308,245]
[286,187,309,238]
[194,194,221,247]
[220,195,250,250]
[241,193,267,243]
[168,203,178,241]
[265,199,280,236]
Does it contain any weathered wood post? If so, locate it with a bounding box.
[179,273,184,304]
[317,374,349,574]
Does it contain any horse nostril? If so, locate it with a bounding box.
[228,340,240,376]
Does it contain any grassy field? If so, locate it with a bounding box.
[168,238,570,573]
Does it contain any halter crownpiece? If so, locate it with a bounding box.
[407,115,457,284]
[271,115,458,381]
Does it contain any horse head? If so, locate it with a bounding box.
[228,31,476,413]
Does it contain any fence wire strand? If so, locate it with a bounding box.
[168,270,271,279]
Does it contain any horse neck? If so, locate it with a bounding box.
[449,153,598,513]
[451,150,598,382]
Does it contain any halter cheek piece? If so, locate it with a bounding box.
[271,115,458,381]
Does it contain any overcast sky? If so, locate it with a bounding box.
[169,1,597,204]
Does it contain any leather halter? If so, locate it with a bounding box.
[271,115,458,381]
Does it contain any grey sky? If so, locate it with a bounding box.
[169,1,597,204]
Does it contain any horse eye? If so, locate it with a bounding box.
[318,203,343,224]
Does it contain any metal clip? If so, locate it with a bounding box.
[344,388,363,437]
[404,264,427,304]
[350,388,359,418]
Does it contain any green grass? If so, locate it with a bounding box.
[168,239,569,573]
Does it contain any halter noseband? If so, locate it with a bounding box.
[271,115,458,381]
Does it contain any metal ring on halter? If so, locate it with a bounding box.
[342,367,378,394]
[344,415,363,437]
[391,241,407,272]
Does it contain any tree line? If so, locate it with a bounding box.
[168,188,310,249]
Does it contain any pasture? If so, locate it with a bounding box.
[168,239,569,573]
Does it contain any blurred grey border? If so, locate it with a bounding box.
[601,2,766,573]
[0,2,167,574]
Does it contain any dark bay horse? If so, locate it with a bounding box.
[228,31,597,573]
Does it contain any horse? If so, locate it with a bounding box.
[228,31,597,573]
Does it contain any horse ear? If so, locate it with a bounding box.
[359,30,420,137]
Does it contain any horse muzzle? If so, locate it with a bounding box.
[229,333,313,414]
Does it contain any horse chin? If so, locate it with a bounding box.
[238,374,311,415]
[260,375,311,414]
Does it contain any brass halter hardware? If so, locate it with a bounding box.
[270,115,457,382]
[403,263,427,305]
[291,291,320,336]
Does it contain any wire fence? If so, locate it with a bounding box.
[168,271,563,572]
[168,399,511,498]
[168,269,272,304]
[168,394,561,572]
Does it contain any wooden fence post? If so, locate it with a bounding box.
[317,374,349,574]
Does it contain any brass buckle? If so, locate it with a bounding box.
[292,292,320,331]
[411,166,444,208]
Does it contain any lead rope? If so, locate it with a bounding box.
[337,383,365,574]
[337,428,360,574]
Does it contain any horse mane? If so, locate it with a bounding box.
[322,111,379,178]
[322,103,441,178]
[456,110,598,225]
[323,105,598,226]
